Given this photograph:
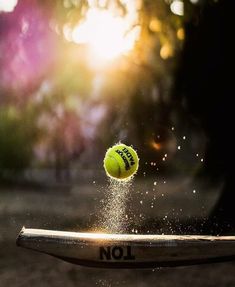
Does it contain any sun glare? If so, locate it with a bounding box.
[69,7,140,62]
[0,0,18,12]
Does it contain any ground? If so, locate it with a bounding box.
[1,177,235,286]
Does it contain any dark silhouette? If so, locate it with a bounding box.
[174,0,235,234]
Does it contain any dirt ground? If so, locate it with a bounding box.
[1,177,235,286]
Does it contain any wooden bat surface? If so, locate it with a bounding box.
[16,227,235,268]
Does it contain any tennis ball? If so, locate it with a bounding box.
[103,143,139,180]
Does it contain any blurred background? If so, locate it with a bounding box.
[1,0,235,286]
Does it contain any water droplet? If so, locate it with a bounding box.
[177,145,181,150]
[193,189,196,194]
[154,181,157,186]
[183,136,186,140]
[140,200,143,205]
[200,158,204,162]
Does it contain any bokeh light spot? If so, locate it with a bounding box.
[170,0,184,16]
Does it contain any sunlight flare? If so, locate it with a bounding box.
[68,6,140,62]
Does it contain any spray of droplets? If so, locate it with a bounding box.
[98,178,133,233]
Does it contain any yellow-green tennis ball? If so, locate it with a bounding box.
[103,143,139,180]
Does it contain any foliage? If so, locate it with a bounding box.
[0,106,40,179]
[0,0,202,179]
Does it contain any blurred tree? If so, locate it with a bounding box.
[0,106,40,180]
[93,0,195,175]
[0,0,203,180]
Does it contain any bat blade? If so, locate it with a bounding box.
[16,227,235,268]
